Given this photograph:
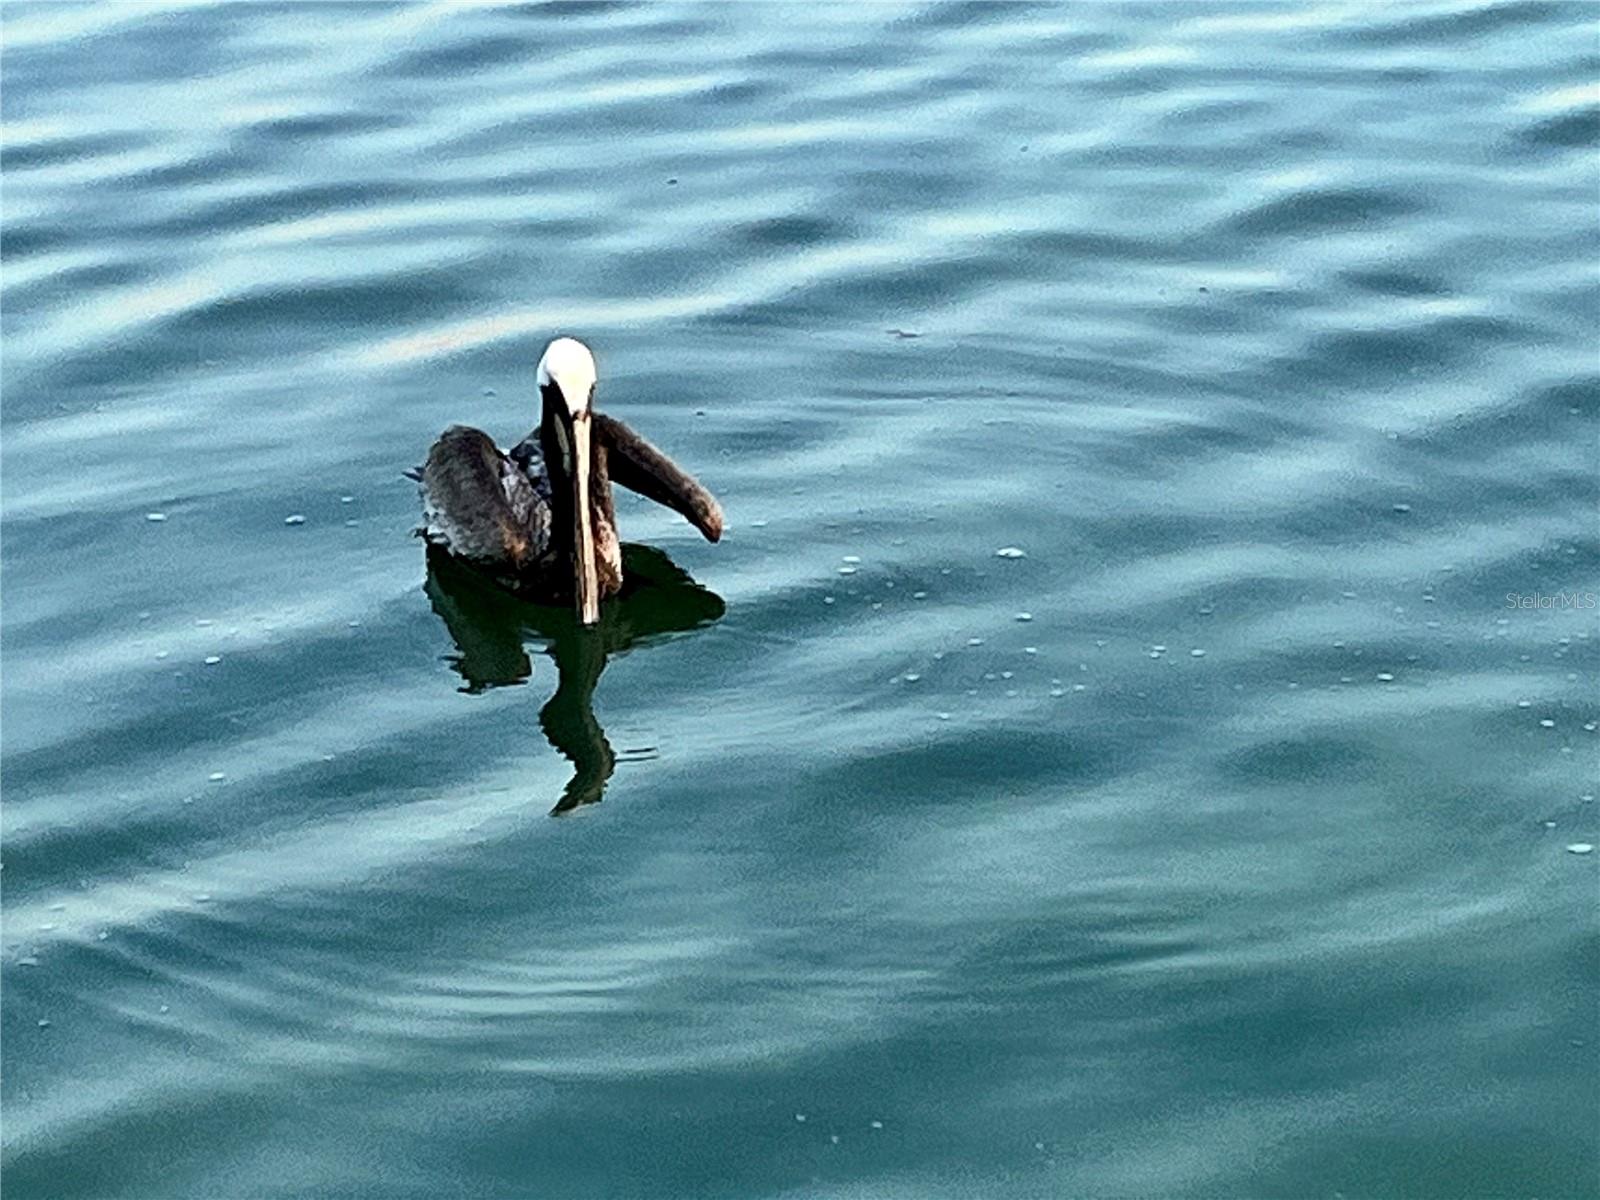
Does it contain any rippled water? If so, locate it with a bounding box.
[4,3,1598,1196]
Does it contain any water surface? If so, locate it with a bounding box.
[3,2,1597,1197]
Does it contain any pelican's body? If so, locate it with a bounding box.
[414,338,721,622]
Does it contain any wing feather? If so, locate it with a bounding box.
[419,425,547,567]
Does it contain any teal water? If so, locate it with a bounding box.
[3,3,1598,1196]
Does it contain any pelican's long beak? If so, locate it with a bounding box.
[569,410,601,626]
[535,337,604,624]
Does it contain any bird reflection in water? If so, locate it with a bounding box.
[423,542,724,814]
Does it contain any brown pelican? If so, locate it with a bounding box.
[413,337,722,624]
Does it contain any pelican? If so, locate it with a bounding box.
[413,338,722,623]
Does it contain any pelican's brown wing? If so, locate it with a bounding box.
[418,425,550,570]
[596,414,723,542]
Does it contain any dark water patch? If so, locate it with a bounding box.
[0,131,151,171]
[1016,229,1185,265]
[136,180,421,241]
[1329,0,1567,47]
[1424,375,1600,459]
[0,10,246,96]
[2,261,162,321]
[379,34,538,80]
[1224,186,1424,237]
[1340,266,1453,298]
[704,78,772,107]
[1515,107,1600,150]
[1216,734,1381,787]
[806,725,1126,813]
[1,1077,293,1200]
[247,110,407,144]
[899,0,1050,32]
[1282,316,1531,390]
[0,221,73,261]
[116,147,262,192]
[165,272,488,335]
[508,0,640,20]
[730,215,853,250]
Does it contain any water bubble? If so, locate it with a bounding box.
[284,514,306,526]
[995,546,1027,559]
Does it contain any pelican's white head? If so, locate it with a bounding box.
[537,337,597,416]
